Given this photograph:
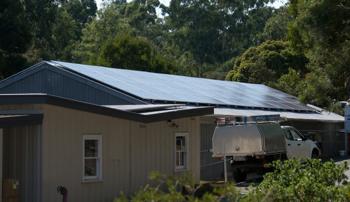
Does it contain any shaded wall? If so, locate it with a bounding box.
[2,125,42,202]
[200,123,223,180]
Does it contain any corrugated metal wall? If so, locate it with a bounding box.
[41,104,200,202]
[2,125,42,202]
[0,64,143,105]
[200,123,223,180]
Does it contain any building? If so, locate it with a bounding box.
[0,94,212,202]
[0,61,344,200]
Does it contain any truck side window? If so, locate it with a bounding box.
[290,130,302,141]
[285,130,293,140]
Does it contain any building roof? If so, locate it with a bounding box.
[0,94,213,123]
[48,61,314,113]
[214,107,344,123]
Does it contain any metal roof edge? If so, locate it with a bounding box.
[0,93,214,123]
[49,60,149,104]
[0,61,49,89]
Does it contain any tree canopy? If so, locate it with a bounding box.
[226,0,350,109]
[226,40,307,87]
[1,0,349,110]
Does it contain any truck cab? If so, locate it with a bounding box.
[281,126,321,159]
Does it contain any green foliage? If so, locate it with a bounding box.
[164,0,274,65]
[260,6,291,41]
[298,69,333,107]
[275,68,303,96]
[0,0,33,78]
[2,0,349,109]
[114,160,350,202]
[114,171,240,202]
[73,1,163,64]
[98,34,174,73]
[244,159,349,202]
[287,0,350,107]
[64,0,97,25]
[226,40,307,85]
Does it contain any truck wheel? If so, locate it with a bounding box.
[311,149,320,159]
[233,168,247,182]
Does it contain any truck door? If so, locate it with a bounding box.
[290,129,310,158]
[284,129,299,159]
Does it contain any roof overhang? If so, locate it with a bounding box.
[212,108,344,123]
[0,94,214,123]
[0,114,43,127]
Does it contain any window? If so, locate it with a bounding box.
[284,130,294,140]
[83,135,102,181]
[175,133,188,170]
[290,130,303,141]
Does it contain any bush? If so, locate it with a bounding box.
[243,159,350,202]
[114,171,240,202]
[114,159,350,202]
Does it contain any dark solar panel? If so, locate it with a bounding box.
[51,61,315,112]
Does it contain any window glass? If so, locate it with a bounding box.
[84,159,97,177]
[85,140,98,157]
[290,130,302,141]
[284,130,293,140]
[175,135,187,170]
[83,136,102,180]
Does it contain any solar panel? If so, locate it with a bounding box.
[50,61,315,112]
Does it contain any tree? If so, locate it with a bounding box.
[164,0,275,70]
[226,40,307,86]
[288,0,350,106]
[64,0,97,25]
[0,0,33,78]
[73,1,164,64]
[260,6,291,41]
[275,68,303,96]
[50,8,80,60]
[98,34,174,73]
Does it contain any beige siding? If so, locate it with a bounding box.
[41,104,200,202]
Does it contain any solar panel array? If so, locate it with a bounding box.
[51,61,314,112]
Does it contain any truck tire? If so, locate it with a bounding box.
[233,168,247,182]
[311,149,320,159]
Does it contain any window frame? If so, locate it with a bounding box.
[175,133,189,171]
[82,135,102,182]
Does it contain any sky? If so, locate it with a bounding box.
[95,0,288,10]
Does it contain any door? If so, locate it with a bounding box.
[284,129,299,159]
[287,128,310,158]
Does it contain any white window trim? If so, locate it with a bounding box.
[175,132,189,171]
[82,135,102,182]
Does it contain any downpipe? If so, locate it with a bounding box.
[57,186,68,202]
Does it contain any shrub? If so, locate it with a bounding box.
[114,159,350,202]
[243,159,350,202]
[114,171,240,202]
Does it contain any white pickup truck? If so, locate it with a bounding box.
[281,126,321,159]
[212,122,321,181]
